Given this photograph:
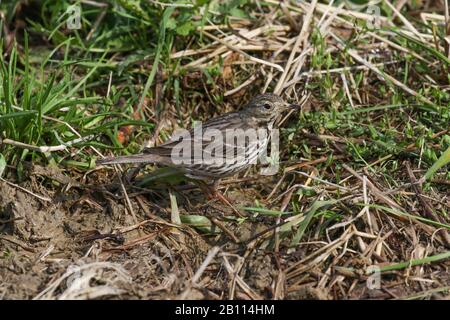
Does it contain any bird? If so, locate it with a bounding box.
[98,93,297,216]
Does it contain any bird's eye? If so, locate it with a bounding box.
[263,103,272,110]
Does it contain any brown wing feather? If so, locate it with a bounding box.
[143,111,246,158]
[141,111,256,178]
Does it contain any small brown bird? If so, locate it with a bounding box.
[98,93,296,215]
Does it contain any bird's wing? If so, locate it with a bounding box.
[143,111,246,159]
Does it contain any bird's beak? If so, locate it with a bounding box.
[284,102,300,110]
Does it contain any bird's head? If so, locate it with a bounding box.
[242,93,298,125]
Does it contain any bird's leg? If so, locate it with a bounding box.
[214,190,243,218]
[199,180,243,218]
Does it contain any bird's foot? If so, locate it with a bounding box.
[197,181,243,218]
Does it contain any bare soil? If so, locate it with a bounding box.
[0,163,449,300]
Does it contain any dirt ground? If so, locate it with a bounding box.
[1,163,449,300]
[2,0,450,301]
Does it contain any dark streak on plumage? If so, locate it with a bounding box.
[97,93,291,181]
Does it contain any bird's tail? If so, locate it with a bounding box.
[97,153,162,165]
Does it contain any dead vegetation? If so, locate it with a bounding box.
[0,0,449,299]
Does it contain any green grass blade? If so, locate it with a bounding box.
[423,146,450,181]
[290,199,336,247]
[368,250,450,274]
[242,207,293,216]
